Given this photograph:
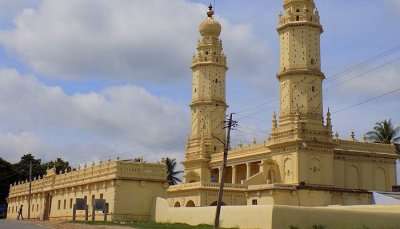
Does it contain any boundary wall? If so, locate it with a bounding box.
[155,198,400,229]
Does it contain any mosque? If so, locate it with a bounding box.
[6,0,399,224]
[167,0,399,207]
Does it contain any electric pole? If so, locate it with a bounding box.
[28,160,32,220]
[214,113,238,229]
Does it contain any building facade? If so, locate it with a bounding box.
[167,0,399,207]
[7,160,167,221]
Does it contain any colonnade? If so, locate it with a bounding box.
[211,161,262,184]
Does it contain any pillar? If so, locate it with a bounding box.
[246,162,251,180]
[232,165,237,184]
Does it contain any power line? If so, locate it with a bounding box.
[332,87,400,114]
[233,45,400,119]
[235,57,400,121]
[325,56,400,91]
[326,45,400,83]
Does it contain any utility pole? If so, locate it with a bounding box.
[28,160,32,220]
[214,113,237,229]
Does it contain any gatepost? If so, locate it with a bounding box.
[92,199,107,222]
[72,198,88,222]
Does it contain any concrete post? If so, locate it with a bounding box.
[218,167,223,183]
[91,204,95,221]
[72,204,76,222]
[85,205,88,222]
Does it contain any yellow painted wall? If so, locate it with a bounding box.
[155,197,400,229]
[113,180,167,221]
[7,160,167,222]
[168,187,246,207]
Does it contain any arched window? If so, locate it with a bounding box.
[186,200,195,207]
[174,202,181,208]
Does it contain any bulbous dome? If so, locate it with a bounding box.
[199,5,221,37]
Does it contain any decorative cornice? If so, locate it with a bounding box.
[277,21,323,33]
[277,69,325,80]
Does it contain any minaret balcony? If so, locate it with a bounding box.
[278,13,321,29]
[191,57,227,69]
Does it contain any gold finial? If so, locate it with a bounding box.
[207,4,214,17]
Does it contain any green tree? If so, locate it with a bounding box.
[365,120,400,154]
[42,158,71,174]
[13,154,46,181]
[0,158,18,205]
[165,158,183,185]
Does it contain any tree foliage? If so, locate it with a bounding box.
[0,155,71,207]
[165,158,183,185]
[365,119,400,154]
[42,158,71,174]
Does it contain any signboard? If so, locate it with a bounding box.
[94,199,106,211]
[75,198,86,210]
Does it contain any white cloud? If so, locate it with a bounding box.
[0,0,39,26]
[0,68,188,164]
[0,0,269,83]
[0,131,43,162]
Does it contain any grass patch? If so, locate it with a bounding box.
[73,221,234,229]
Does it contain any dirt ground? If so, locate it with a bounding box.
[30,220,133,229]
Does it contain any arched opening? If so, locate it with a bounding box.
[346,165,360,189]
[309,158,321,184]
[186,200,195,207]
[174,202,181,208]
[267,169,276,184]
[374,167,387,191]
[284,158,293,183]
[209,201,226,206]
[211,168,219,183]
[185,171,200,183]
[264,160,281,184]
[296,16,300,21]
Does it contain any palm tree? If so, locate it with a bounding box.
[365,119,400,153]
[165,158,183,185]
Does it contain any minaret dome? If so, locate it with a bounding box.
[199,5,221,37]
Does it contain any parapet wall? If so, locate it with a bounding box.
[155,198,400,229]
[8,160,166,198]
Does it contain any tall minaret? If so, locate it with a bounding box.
[278,0,324,126]
[183,5,228,183]
[270,0,334,186]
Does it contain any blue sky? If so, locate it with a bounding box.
[0,0,399,181]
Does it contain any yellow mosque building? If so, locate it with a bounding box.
[6,0,399,225]
[167,0,399,207]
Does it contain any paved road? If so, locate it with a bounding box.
[0,220,44,229]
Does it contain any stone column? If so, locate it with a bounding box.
[246,162,251,180]
[232,165,237,184]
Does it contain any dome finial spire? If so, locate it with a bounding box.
[207,3,214,17]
